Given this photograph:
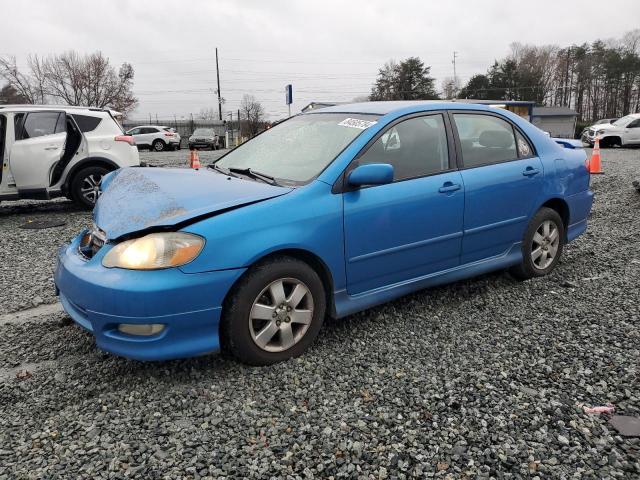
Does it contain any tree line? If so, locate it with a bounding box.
[369,30,640,123]
[0,51,137,114]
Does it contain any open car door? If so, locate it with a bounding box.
[10,111,67,193]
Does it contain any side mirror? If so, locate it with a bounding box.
[347,163,394,187]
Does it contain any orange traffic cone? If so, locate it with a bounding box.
[189,149,201,170]
[588,137,603,174]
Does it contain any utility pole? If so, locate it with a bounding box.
[215,48,222,121]
[237,108,241,144]
[452,51,459,98]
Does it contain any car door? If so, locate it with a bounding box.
[343,113,465,295]
[10,111,67,191]
[623,119,640,144]
[142,127,159,146]
[451,112,544,264]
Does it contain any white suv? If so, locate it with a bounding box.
[0,105,140,208]
[583,113,640,147]
[126,125,181,151]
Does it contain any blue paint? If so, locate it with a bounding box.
[347,163,394,186]
[56,101,593,361]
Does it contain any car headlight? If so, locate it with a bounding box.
[596,129,606,135]
[102,232,204,270]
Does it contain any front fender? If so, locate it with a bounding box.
[179,181,347,292]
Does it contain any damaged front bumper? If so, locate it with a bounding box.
[54,234,246,361]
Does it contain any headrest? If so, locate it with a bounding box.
[479,130,512,148]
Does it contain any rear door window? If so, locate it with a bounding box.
[72,114,102,132]
[18,112,63,140]
[453,114,518,168]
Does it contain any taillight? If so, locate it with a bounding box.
[164,132,175,137]
[115,135,135,146]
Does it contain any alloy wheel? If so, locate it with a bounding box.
[80,174,103,205]
[249,278,314,353]
[531,220,560,270]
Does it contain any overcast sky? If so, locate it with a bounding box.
[2,0,640,120]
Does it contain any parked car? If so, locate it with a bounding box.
[55,101,593,365]
[0,105,139,208]
[582,114,640,147]
[579,118,617,142]
[188,128,219,150]
[126,125,181,151]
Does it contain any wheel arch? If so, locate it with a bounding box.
[223,248,337,319]
[602,135,621,147]
[539,197,570,239]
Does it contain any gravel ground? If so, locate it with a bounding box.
[0,149,228,313]
[0,148,639,479]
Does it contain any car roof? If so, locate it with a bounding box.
[304,100,504,116]
[0,104,112,115]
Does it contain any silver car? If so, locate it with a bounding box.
[188,128,219,150]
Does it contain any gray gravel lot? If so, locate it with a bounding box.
[0,149,228,314]
[0,148,639,479]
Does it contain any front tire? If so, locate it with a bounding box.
[70,166,109,209]
[510,207,564,280]
[221,256,326,366]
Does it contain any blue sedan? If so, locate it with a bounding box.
[55,101,594,365]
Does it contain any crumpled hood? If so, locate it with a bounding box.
[94,167,292,240]
[590,123,617,132]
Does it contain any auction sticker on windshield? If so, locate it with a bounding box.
[338,118,377,129]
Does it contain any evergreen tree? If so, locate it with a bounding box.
[370,57,439,101]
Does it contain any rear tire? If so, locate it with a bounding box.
[221,256,326,366]
[152,139,166,152]
[70,166,109,209]
[510,207,564,280]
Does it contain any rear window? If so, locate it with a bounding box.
[72,114,102,132]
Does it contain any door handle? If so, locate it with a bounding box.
[44,145,59,150]
[438,182,461,193]
[522,167,540,177]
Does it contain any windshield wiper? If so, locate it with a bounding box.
[208,163,239,178]
[228,167,279,186]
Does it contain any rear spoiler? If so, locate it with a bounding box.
[553,138,584,149]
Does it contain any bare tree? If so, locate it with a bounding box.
[0,51,138,115]
[240,94,265,137]
[198,107,218,121]
[441,76,461,99]
[0,56,47,103]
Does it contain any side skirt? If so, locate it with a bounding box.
[333,243,523,318]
